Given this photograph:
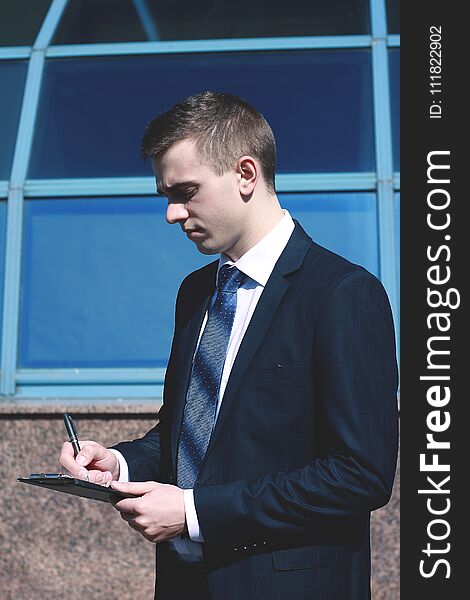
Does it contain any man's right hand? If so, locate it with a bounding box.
[59,440,120,484]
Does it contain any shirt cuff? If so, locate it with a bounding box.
[183,489,204,542]
[108,449,129,482]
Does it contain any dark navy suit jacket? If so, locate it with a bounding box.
[114,222,399,599]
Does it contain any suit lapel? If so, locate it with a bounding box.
[170,262,217,470]
[169,222,312,472]
[203,222,312,462]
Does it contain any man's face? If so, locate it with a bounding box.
[152,138,250,259]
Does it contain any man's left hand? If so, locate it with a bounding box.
[110,481,186,543]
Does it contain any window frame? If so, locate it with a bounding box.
[0,0,400,401]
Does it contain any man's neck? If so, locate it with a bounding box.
[225,202,285,262]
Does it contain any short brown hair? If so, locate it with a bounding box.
[141,91,276,193]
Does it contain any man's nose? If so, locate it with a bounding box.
[166,203,189,224]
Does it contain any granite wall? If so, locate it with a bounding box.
[0,404,399,599]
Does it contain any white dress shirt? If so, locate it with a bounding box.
[111,210,295,558]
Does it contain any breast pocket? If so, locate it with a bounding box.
[242,362,305,386]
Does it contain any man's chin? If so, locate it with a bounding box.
[192,240,219,255]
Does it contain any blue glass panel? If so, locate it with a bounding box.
[281,192,379,276]
[0,0,51,46]
[0,61,28,179]
[0,202,6,355]
[396,191,400,291]
[386,0,400,34]
[53,0,369,44]
[30,50,374,178]
[20,197,212,368]
[389,49,400,171]
[53,0,146,45]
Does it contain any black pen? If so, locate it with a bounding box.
[63,413,81,457]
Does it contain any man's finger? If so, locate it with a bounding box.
[127,521,145,535]
[113,498,139,514]
[119,511,135,523]
[59,442,83,476]
[111,480,157,495]
[81,469,113,484]
[75,443,104,467]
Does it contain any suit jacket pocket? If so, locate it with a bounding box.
[243,362,305,386]
[272,544,350,571]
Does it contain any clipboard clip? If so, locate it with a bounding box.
[29,473,72,479]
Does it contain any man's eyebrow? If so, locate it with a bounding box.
[155,181,198,196]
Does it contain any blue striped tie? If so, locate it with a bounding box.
[177,265,245,489]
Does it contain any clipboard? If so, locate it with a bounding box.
[18,474,136,503]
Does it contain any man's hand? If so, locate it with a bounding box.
[110,481,186,543]
[59,440,120,484]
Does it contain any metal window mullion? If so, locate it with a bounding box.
[1,54,45,396]
[394,172,400,190]
[46,35,372,58]
[0,47,31,60]
[132,0,160,41]
[370,0,388,39]
[370,0,399,334]
[24,173,378,198]
[1,0,68,397]
[14,384,163,400]
[17,367,166,385]
[371,42,397,301]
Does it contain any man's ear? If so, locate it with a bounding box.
[237,156,258,195]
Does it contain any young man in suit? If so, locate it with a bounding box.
[60,91,399,599]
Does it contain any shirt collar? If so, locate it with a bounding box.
[218,210,295,286]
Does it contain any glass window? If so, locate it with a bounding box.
[281,192,379,276]
[0,0,51,47]
[20,193,379,369]
[389,49,400,171]
[396,191,400,291]
[0,61,28,179]
[0,201,6,354]
[386,0,400,35]
[20,196,211,368]
[30,50,374,178]
[52,0,370,45]
[53,0,147,45]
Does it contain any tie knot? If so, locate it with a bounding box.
[217,265,245,293]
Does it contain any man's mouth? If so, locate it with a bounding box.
[184,229,204,238]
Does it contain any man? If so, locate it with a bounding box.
[60,91,398,599]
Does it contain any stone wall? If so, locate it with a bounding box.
[0,404,399,599]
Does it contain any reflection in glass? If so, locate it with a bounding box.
[389,49,400,171]
[20,197,211,368]
[30,50,374,178]
[282,192,379,277]
[0,61,28,178]
[0,0,51,46]
[53,0,370,45]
